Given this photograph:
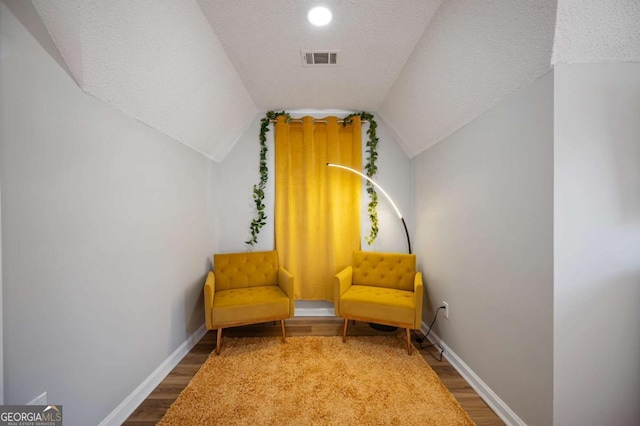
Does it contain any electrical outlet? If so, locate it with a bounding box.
[442,301,449,319]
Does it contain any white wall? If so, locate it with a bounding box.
[217,114,273,253]
[0,171,3,405]
[413,72,554,425]
[0,4,217,425]
[554,63,640,426]
[217,112,414,257]
[0,3,9,405]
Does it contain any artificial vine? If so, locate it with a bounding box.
[246,110,289,246]
[344,112,379,245]
[246,110,379,246]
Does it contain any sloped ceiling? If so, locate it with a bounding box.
[379,0,559,157]
[31,0,257,162]
[25,0,441,161]
[197,0,441,111]
[17,0,634,161]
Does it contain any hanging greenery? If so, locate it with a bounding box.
[245,110,289,246]
[344,112,379,245]
[246,110,379,246]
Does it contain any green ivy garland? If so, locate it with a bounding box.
[246,110,379,246]
[344,112,379,245]
[245,111,289,246]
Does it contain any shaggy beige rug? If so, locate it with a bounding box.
[159,336,474,425]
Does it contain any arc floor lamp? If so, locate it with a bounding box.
[327,163,412,254]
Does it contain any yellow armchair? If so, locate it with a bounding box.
[334,251,423,354]
[204,251,294,354]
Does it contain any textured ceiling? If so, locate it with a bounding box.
[552,0,640,64]
[19,0,637,162]
[379,0,558,157]
[31,0,257,161]
[197,0,441,111]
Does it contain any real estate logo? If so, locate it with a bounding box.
[0,405,62,426]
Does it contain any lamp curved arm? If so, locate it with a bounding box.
[327,163,412,254]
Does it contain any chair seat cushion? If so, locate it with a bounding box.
[340,285,415,326]
[212,285,289,326]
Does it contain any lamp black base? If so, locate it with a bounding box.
[368,323,398,332]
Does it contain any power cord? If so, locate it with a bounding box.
[413,306,445,361]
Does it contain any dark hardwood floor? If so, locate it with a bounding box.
[124,317,504,425]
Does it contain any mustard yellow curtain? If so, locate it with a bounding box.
[275,116,362,301]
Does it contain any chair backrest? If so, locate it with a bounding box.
[214,251,279,291]
[352,251,416,291]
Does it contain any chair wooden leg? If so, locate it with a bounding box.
[406,328,412,355]
[215,328,222,355]
[342,318,348,343]
[280,320,286,343]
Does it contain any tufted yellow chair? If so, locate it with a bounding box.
[334,251,423,354]
[204,251,294,354]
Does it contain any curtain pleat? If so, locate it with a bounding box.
[275,116,362,301]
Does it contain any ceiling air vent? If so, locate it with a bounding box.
[301,50,339,66]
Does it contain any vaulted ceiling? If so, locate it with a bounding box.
[13,0,640,160]
[197,0,441,112]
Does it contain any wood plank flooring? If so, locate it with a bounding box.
[124,317,504,425]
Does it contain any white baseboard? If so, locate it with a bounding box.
[420,321,526,426]
[27,391,47,405]
[294,307,336,317]
[99,323,208,426]
[294,301,336,317]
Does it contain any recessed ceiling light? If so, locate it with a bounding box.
[307,6,332,27]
